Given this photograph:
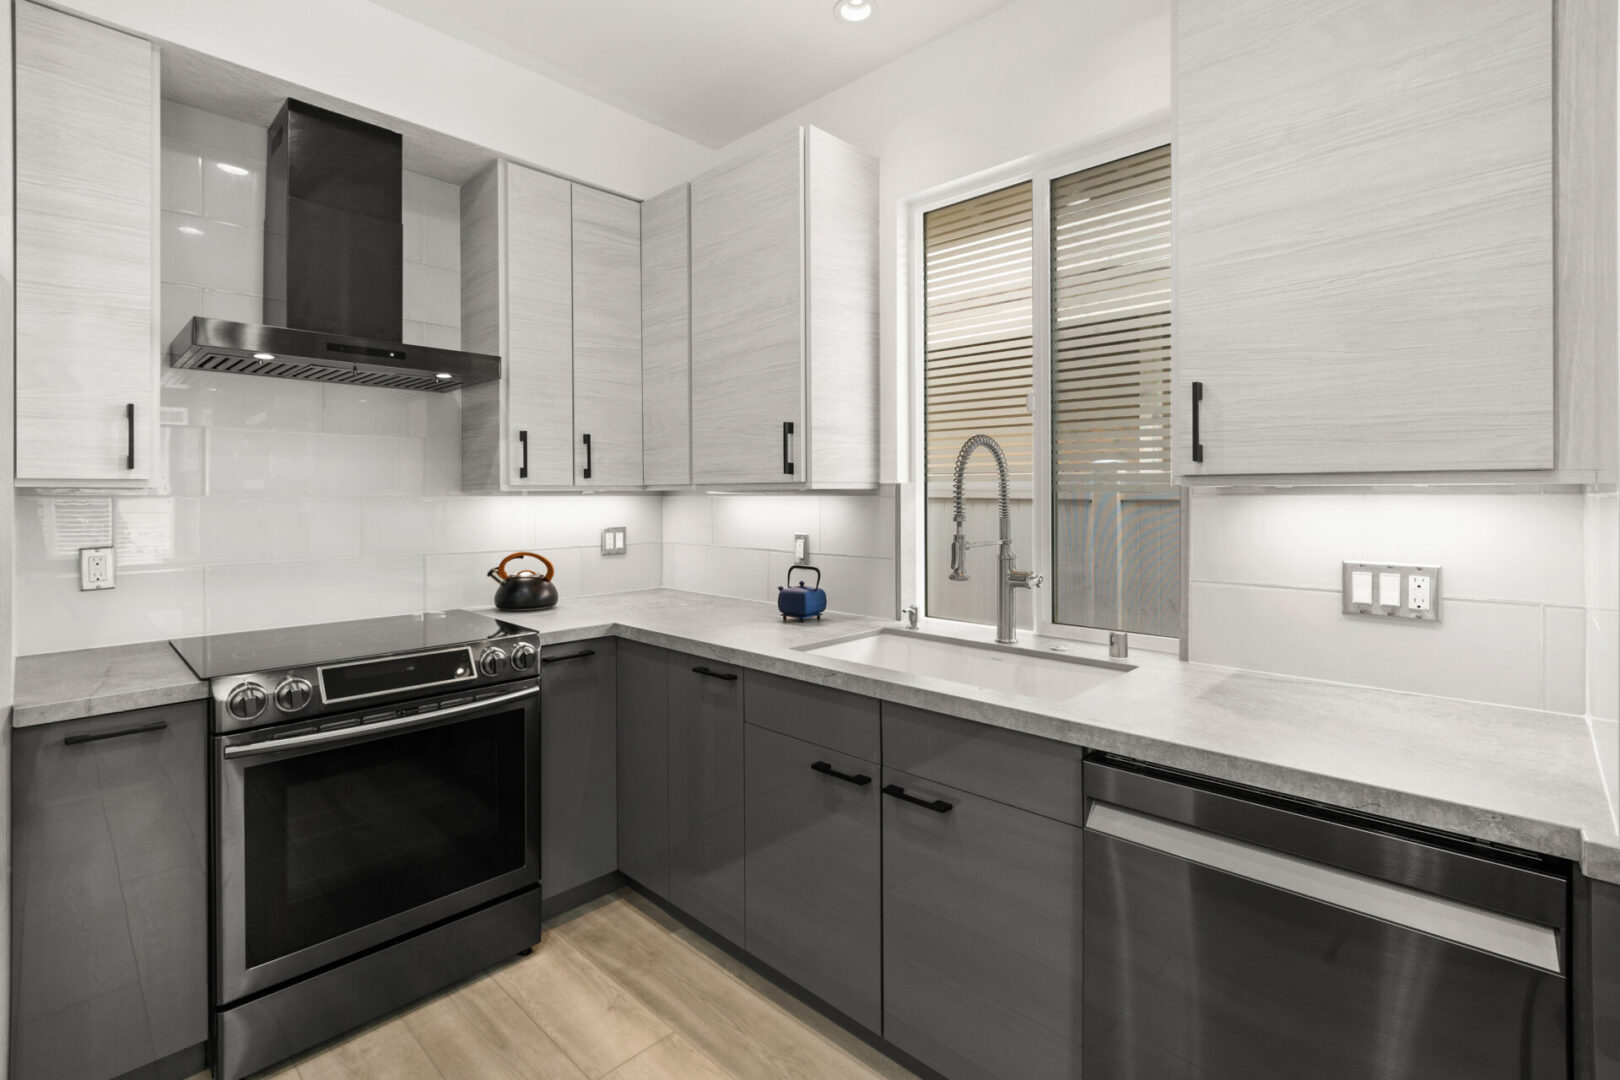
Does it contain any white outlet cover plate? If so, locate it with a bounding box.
[79,546,115,591]
[1341,562,1440,622]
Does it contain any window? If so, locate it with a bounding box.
[919,140,1180,640]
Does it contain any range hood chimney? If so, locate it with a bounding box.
[168,99,498,392]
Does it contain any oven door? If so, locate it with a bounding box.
[214,682,539,1004]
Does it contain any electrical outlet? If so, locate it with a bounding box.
[794,534,810,562]
[1342,561,1441,622]
[600,526,627,556]
[80,547,115,591]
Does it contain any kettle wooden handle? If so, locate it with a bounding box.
[496,552,554,581]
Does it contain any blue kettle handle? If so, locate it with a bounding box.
[785,564,821,589]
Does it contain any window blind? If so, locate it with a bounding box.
[923,181,1033,487]
[1051,145,1173,496]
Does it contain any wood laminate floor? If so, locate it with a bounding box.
[203,889,919,1080]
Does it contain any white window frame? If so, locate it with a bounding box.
[902,113,1183,653]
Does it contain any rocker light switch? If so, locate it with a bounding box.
[1378,572,1402,608]
[1350,571,1373,605]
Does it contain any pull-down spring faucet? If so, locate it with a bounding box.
[948,434,1042,644]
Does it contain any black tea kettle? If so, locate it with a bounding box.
[488,552,559,610]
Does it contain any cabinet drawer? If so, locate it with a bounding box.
[744,724,880,1031]
[12,702,208,1080]
[882,703,1086,827]
[745,670,879,761]
[881,766,1083,1080]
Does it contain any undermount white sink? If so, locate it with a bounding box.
[800,630,1131,704]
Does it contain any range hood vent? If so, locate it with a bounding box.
[167,99,498,392]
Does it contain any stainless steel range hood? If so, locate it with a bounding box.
[167,100,498,393]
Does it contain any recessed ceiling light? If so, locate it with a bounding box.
[835,0,873,22]
[216,162,250,176]
[252,352,276,361]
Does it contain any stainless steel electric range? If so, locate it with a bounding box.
[171,610,543,1080]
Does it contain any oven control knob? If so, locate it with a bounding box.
[510,643,537,671]
[479,647,509,676]
[226,682,268,721]
[274,676,314,713]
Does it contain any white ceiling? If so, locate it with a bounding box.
[364,0,1021,148]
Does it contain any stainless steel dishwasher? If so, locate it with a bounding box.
[1083,757,1570,1080]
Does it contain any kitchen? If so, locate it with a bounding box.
[0,0,1616,1078]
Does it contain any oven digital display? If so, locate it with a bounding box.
[319,647,475,703]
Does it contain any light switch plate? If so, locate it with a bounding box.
[1342,562,1441,622]
[794,534,810,562]
[601,527,627,556]
[80,546,115,591]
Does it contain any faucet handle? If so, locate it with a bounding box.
[1009,568,1043,588]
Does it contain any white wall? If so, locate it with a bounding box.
[662,492,897,619]
[15,105,661,655]
[49,0,715,199]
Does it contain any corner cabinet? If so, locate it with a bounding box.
[690,126,879,489]
[1173,0,1558,479]
[461,162,642,491]
[15,1,160,487]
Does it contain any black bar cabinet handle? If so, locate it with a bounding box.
[691,666,738,682]
[782,421,795,476]
[519,430,530,479]
[1190,381,1204,464]
[881,783,953,814]
[812,760,872,787]
[582,433,593,480]
[545,650,596,664]
[65,720,167,746]
[125,403,136,470]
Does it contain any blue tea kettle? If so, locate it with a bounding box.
[777,565,827,622]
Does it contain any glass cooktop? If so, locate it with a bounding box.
[170,609,518,679]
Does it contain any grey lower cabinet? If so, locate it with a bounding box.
[668,654,747,946]
[540,638,617,902]
[743,722,882,1032]
[616,640,671,898]
[11,702,208,1080]
[881,763,1085,1080]
[1592,878,1620,1079]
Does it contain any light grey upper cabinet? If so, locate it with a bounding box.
[462,165,643,490]
[15,1,159,487]
[573,187,643,488]
[1173,0,1557,478]
[461,161,575,490]
[690,126,879,489]
[641,184,692,488]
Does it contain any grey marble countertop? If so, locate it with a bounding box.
[15,640,208,726]
[16,588,1620,884]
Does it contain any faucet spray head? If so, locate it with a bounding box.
[949,529,970,581]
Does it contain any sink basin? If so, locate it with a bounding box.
[800,630,1131,704]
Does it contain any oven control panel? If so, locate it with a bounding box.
[211,628,542,734]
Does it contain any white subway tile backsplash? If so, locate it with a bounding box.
[161,139,203,215]
[402,202,426,264]
[204,557,424,635]
[164,369,324,432]
[196,498,361,565]
[361,496,533,556]
[662,495,713,545]
[420,203,461,271]
[15,496,111,570]
[580,543,662,596]
[422,323,462,350]
[162,102,265,163]
[664,543,769,602]
[303,434,426,496]
[161,210,212,287]
[322,385,427,439]
[711,495,820,552]
[160,283,203,349]
[202,290,262,324]
[403,262,461,328]
[820,491,897,558]
[115,498,203,568]
[532,495,663,548]
[1189,491,1362,591]
[1545,605,1589,715]
[19,567,207,655]
[202,153,265,228]
[1589,608,1620,721]
[1189,582,1546,711]
[204,428,312,496]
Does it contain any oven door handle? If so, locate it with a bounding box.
[222,683,539,759]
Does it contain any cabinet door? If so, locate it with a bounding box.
[540,639,617,901]
[691,128,804,485]
[882,766,1084,1080]
[744,725,881,1031]
[15,2,157,484]
[616,641,670,898]
[11,703,207,1080]
[573,186,643,487]
[668,655,746,945]
[505,163,574,487]
[1174,0,1553,476]
[642,184,691,487]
